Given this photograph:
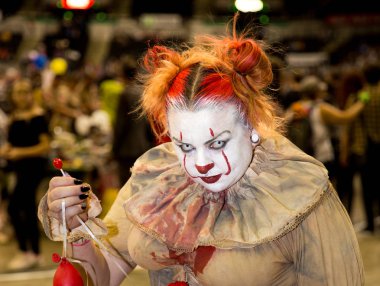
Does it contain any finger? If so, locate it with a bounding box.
[48,204,87,226]
[48,182,91,204]
[67,202,88,230]
[77,212,88,222]
[49,196,86,213]
[68,211,89,230]
[48,184,85,203]
[66,204,87,222]
[49,176,82,189]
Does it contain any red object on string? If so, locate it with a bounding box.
[52,253,61,263]
[168,282,189,286]
[53,158,63,170]
[53,254,84,286]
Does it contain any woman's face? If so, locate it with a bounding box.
[12,87,33,110]
[168,103,253,193]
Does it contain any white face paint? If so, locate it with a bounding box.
[168,103,253,192]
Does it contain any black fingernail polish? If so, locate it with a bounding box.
[80,186,90,192]
[74,179,83,185]
[81,202,87,210]
[79,194,89,200]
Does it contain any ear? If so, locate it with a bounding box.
[250,129,260,147]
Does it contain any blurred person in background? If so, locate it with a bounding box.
[335,70,366,215]
[0,78,50,270]
[0,67,20,114]
[0,67,18,245]
[360,63,380,234]
[75,80,112,144]
[111,57,154,187]
[0,105,11,244]
[74,78,113,196]
[285,75,366,184]
[99,59,125,126]
[48,79,82,134]
[277,68,303,111]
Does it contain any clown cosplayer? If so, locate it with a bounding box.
[38,19,364,286]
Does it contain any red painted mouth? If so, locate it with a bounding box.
[200,174,222,184]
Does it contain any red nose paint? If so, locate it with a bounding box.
[195,163,214,174]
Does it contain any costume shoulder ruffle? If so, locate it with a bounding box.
[124,135,330,252]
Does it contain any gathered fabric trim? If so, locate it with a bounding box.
[126,184,331,253]
[123,135,330,252]
[38,192,107,243]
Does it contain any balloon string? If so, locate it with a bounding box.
[75,215,129,278]
[62,201,89,286]
[62,201,67,258]
[60,170,128,279]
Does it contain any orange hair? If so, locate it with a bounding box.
[139,16,284,141]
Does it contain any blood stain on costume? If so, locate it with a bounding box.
[194,246,216,275]
[169,250,190,265]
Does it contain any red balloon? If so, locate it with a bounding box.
[53,257,84,286]
[53,158,63,170]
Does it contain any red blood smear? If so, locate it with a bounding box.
[194,246,215,275]
[53,158,63,170]
[167,282,188,286]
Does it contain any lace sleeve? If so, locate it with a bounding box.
[37,192,108,242]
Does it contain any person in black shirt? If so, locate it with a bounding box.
[0,78,50,270]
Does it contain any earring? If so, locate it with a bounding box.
[251,132,260,144]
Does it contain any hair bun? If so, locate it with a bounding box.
[223,38,272,91]
[227,39,261,75]
[143,46,181,73]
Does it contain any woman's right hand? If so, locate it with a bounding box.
[47,176,91,230]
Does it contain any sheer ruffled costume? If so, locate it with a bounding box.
[39,134,364,285]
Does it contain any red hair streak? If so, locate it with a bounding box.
[168,68,191,98]
[199,73,234,101]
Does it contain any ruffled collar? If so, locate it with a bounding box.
[124,134,329,252]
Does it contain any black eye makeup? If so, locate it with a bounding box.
[206,131,231,150]
[172,130,231,153]
[209,140,227,150]
[177,143,195,153]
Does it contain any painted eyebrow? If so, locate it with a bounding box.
[205,130,231,145]
[172,130,231,145]
[172,136,185,144]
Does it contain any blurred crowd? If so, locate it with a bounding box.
[0,17,379,271]
[0,49,156,270]
[279,62,380,231]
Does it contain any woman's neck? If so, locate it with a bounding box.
[13,105,43,120]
